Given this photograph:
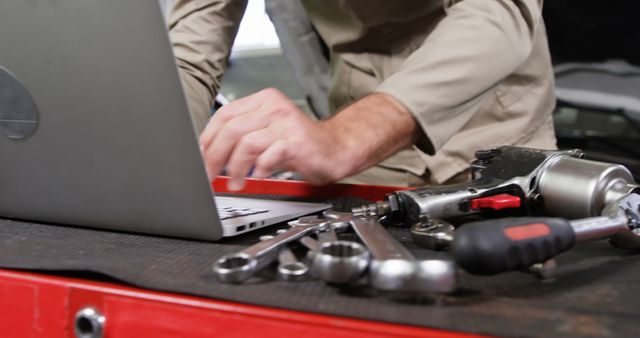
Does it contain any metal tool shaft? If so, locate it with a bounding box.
[571,215,629,242]
[350,217,414,260]
[350,216,456,293]
[214,222,329,283]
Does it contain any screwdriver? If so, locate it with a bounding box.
[452,194,640,275]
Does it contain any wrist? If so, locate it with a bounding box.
[320,93,419,179]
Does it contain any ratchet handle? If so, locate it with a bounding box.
[452,217,576,275]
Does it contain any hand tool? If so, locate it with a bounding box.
[294,214,341,253]
[451,193,640,275]
[319,210,456,292]
[288,214,370,284]
[296,231,366,286]
[213,220,332,283]
[409,215,455,250]
[260,234,309,282]
[349,216,456,293]
[410,215,559,279]
[317,225,338,243]
[312,240,370,284]
[291,216,339,243]
[352,147,639,229]
[298,236,321,252]
[277,246,309,281]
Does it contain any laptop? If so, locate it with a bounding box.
[0,0,330,240]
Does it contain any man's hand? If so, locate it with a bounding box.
[199,88,351,190]
[199,88,420,191]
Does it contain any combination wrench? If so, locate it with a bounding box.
[288,215,349,242]
[320,211,456,292]
[352,216,456,292]
[290,212,370,284]
[259,234,309,282]
[213,221,332,283]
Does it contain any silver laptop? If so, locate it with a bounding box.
[0,0,330,240]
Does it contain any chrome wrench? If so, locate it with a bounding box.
[288,215,350,255]
[289,213,349,243]
[350,216,456,292]
[319,211,456,291]
[213,221,331,283]
[290,213,370,284]
[259,234,309,282]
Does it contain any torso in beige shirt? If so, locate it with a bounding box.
[169,0,557,186]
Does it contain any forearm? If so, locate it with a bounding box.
[320,93,420,179]
[168,0,247,132]
[179,71,215,133]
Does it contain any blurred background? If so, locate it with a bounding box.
[543,1,640,180]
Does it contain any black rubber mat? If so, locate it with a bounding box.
[0,196,638,337]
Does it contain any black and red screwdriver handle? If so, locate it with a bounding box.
[452,217,576,275]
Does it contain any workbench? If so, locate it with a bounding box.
[0,178,637,338]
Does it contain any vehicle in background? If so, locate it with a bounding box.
[553,61,640,181]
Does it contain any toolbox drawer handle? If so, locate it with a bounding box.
[74,307,106,338]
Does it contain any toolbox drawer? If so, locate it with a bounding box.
[0,281,38,338]
[0,269,472,338]
[1,276,68,338]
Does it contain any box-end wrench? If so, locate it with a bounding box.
[349,216,456,293]
[213,221,331,283]
[260,234,309,282]
[319,211,457,292]
[277,247,309,282]
[290,213,370,284]
[312,239,370,284]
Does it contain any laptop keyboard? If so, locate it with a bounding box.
[217,206,268,220]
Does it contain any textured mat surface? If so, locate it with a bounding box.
[1,196,638,337]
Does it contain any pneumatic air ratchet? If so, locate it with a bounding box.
[353,146,639,248]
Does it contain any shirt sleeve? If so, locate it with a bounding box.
[168,0,247,132]
[376,0,544,155]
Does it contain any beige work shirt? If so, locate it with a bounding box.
[169,0,557,186]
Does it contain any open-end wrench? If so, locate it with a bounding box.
[348,216,456,293]
[213,221,331,283]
